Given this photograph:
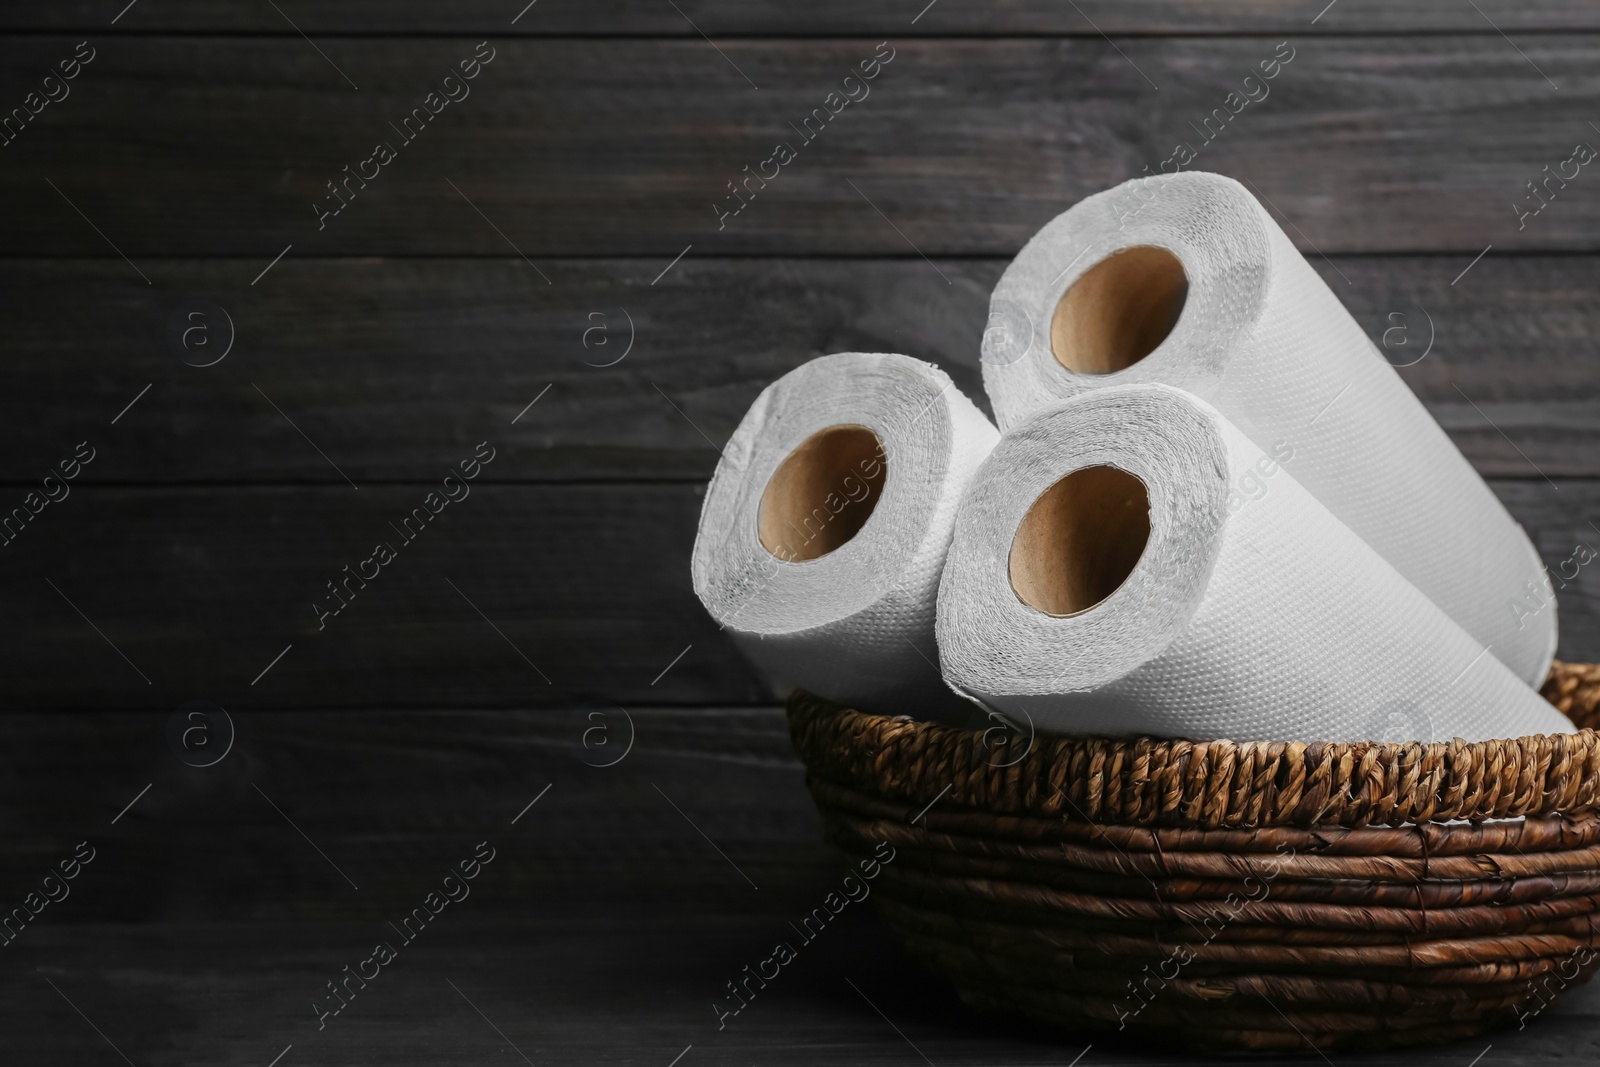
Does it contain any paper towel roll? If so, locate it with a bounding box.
[693,352,999,717]
[980,171,1557,687]
[937,385,1573,743]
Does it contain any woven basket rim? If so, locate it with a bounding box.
[786,660,1600,830]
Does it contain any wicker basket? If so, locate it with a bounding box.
[787,661,1600,1053]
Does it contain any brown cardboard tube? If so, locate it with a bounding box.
[1051,245,1188,375]
[758,425,886,562]
[1008,465,1151,617]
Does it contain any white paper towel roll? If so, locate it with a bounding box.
[693,352,999,717]
[937,385,1573,743]
[980,171,1557,687]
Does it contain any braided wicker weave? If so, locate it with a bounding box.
[787,661,1600,1053]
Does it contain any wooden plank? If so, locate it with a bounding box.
[5,916,1010,1067]
[5,37,1600,256]
[4,255,1599,484]
[1,479,1597,710]
[0,483,767,710]
[6,1,1600,34]
[0,705,821,915]
[4,706,1600,1063]
[0,257,994,485]
[8,916,1600,1064]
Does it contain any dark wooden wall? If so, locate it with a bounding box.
[6,5,1600,1064]
[5,6,1600,710]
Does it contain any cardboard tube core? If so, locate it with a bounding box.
[1051,246,1188,374]
[1009,465,1151,617]
[758,425,886,562]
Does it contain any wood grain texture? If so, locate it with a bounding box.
[9,912,1600,1065]
[7,1,1600,34]
[0,479,1595,710]
[0,705,816,917]
[0,257,993,485]
[0,483,764,711]
[5,36,1600,256]
[6,10,1600,1064]
[0,704,1595,1064]
[2,255,1597,484]
[4,707,1600,1065]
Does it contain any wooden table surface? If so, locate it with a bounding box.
[4,2,1600,1062]
[11,707,1600,1066]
